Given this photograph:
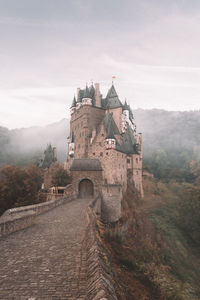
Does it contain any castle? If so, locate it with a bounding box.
[65,82,144,204]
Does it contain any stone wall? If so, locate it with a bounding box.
[85,199,117,300]
[89,129,127,193]
[101,185,122,223]
[0,195,76,238]
[0,211,36,238]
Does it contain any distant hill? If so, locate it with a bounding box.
[1,109,200,175]
[0,119,69,166]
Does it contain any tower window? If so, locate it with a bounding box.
[136,158,138,164]
[127,159,130,163]
[93,152,95,156]
[100,152,103,157]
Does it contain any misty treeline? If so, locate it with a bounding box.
[1,109,200,183]
[0,118,69,166]
[134,109,200,183]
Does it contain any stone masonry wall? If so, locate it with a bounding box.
[84,198,118,300]
[70,105,105,158]
[89,124,127,193]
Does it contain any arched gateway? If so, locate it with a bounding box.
[70,158,103,198]
[79,179,94,198]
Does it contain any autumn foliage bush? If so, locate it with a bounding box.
[0,164,43,215]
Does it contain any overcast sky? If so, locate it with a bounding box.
[0,0,200,129]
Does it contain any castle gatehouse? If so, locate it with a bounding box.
[70,158,103,198]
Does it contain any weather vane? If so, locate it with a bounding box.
[112,76,116,84]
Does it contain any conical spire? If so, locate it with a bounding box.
[89,84,95,98]
[106,84,122,108]
[123,99,129,111]
[71,95,76,108]
[83,85,90,98]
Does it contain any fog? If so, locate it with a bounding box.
[1,108,200,167]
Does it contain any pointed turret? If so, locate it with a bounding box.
[123,99,129,111]
[89,84,95,99]
[70,96,76,114]
[71,96,76,108]
[82,84,92,106]
[106,84,122,108]
[83,85,90,98]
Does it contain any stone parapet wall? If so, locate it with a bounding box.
[0,195,76,238]
[0,211,36,238]
[85,198,117,300]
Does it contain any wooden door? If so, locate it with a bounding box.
[79,179,93,198]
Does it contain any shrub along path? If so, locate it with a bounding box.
[0,197,91,300]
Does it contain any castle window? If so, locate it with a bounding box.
[102,134,104,137]
[93,152,95,156]
[136,158,138,164]
[106,152,108,155]
[136,171,138,175]
[127,159,130,163]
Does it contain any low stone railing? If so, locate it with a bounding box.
[85,195,117,300]
[0,194,76,238]
[0,211,36,239]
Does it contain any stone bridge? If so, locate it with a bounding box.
[0,197,117,300]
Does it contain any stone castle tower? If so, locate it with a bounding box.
[65,82,143,202]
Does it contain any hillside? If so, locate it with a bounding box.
[1,109,200,178]
[102,177,200,300]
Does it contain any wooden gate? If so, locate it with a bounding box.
[79,179,94,198]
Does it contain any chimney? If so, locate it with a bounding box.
[77,88,80,99]
[94,83,101,107]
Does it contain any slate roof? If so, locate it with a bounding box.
[89,84,95,98]
[83,85,90,98]
[71,96,76,108]
[105,85,122,108]
[103,113,120,138]
[116,126,139,154]
[70,158,103,171]
[123,100,129,111]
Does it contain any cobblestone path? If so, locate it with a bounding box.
[0,198,91,300]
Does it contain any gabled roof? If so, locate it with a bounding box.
[116,125,138,154]
[70,158,103,171]
[106,85,122,108]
